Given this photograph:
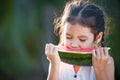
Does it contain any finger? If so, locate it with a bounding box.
[92,50,96,57]
[49,44,54,55]
[54,46,60,58]
[104,47,109,57]
[96,48,101,59]
[52,46,58,55]
[92,49,97,63]
[55,46,59,52]
[100,47,105,58]
[107,56,112,64]
[50,44,59,55]
[45,44,49,55]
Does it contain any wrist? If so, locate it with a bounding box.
[94,69,108,80]
[50,61,60,67]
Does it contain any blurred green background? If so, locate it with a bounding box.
[0,0,119,80]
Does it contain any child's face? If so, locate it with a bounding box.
[63,23,95,49]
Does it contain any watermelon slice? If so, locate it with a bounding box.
[58,46,110,66]
[58,46,94,66]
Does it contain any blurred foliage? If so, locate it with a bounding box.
[0,0,69,80]
[0,0,119,80]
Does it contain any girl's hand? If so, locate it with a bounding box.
[92,47,110,71]
[45,43,61,65]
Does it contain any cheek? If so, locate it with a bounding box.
[84,40,95,48]
[79,38,94,48]
[64,39,70,46]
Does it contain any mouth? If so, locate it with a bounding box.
[66,46,80,50]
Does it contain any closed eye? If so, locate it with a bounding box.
[79,39,87,42]
[66,36,72,39]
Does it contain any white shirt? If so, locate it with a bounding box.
[59,62,96,80]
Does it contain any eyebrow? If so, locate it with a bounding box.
[78,36,88,38]
[66,33,88,38]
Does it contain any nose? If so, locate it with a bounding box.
[70,40,80,49]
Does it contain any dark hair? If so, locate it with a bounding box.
[54,0,109,46]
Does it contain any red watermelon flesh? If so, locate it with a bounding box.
[59,46,95,53]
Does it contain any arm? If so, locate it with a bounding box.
[47,63,60,80]
[105,57,114,80]
[45,43,61,80]
[92,47,115,80]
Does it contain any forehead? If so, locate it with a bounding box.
[64,23,93,36]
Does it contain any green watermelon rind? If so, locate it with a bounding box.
[58,51,92,66]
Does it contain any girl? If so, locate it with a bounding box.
[45,0,114,80]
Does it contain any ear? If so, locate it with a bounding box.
[95,32,103,44]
